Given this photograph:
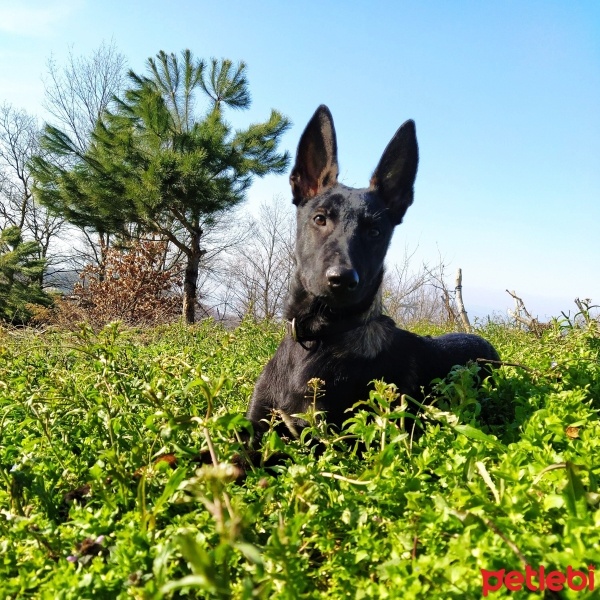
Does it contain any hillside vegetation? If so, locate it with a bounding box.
[0,319,599,598]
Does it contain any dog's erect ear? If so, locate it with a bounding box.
[290,105,339,204]
[370,120,419,225]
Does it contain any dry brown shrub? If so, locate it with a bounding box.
[38,241,182,328]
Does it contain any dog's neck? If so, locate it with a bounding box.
[284,271,385,345]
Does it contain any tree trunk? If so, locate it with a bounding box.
[182,230,203,324]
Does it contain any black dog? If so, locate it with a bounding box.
[247,105,499,439]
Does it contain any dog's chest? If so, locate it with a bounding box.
[280,342,353,401]
[275,336,406,423]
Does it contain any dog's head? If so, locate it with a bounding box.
[289,105,419,310]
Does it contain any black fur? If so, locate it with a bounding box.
[247,105,499,438]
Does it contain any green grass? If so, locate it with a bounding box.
[0,319,599,598]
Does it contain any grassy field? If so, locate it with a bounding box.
[1,319,599,599]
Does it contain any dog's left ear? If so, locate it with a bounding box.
[370,120,419,225]
[290,105,339,204]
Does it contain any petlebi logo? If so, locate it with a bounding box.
[481,565,595,596]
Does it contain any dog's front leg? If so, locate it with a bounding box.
[246,366,278,441]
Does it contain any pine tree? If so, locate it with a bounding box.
[31,50,291,323]
[0,226,50,324]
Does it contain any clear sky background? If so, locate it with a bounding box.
[1,0,598,320]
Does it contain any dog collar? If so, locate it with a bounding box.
[286,313,382,349]
[286,317,317,350]
[287,318,300,342]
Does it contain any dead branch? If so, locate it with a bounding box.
[476,357,534,372]
[506,290,549,338]
[455,268,471,332]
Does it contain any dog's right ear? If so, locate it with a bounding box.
[290,105,339,205]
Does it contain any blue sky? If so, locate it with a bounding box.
[1,0,598,319]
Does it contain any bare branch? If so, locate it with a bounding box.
[217,197,295,321]
[454,268,471,332]
[43,41,127,153]
[505,290,549,337]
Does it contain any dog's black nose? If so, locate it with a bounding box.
[326,267,359,291]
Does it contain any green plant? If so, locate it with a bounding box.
[0,319,599,598]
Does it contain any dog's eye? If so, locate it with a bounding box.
[368,227,380,238]
[314,214,327,226]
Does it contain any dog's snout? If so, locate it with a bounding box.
[326,266,359,291]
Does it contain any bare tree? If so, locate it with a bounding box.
[180,210,255,322]
[42,40,127,267]
[0,105,36,231]
[0,104,64,283]
[219,198,295,321]
[43,40,127,153]
[425,261,473,331]
[1,42,127,286]
[382,247,452,326]
[382,249,473,330]
[383,246,431,323]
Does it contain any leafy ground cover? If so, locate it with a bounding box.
[0,319,599,598]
